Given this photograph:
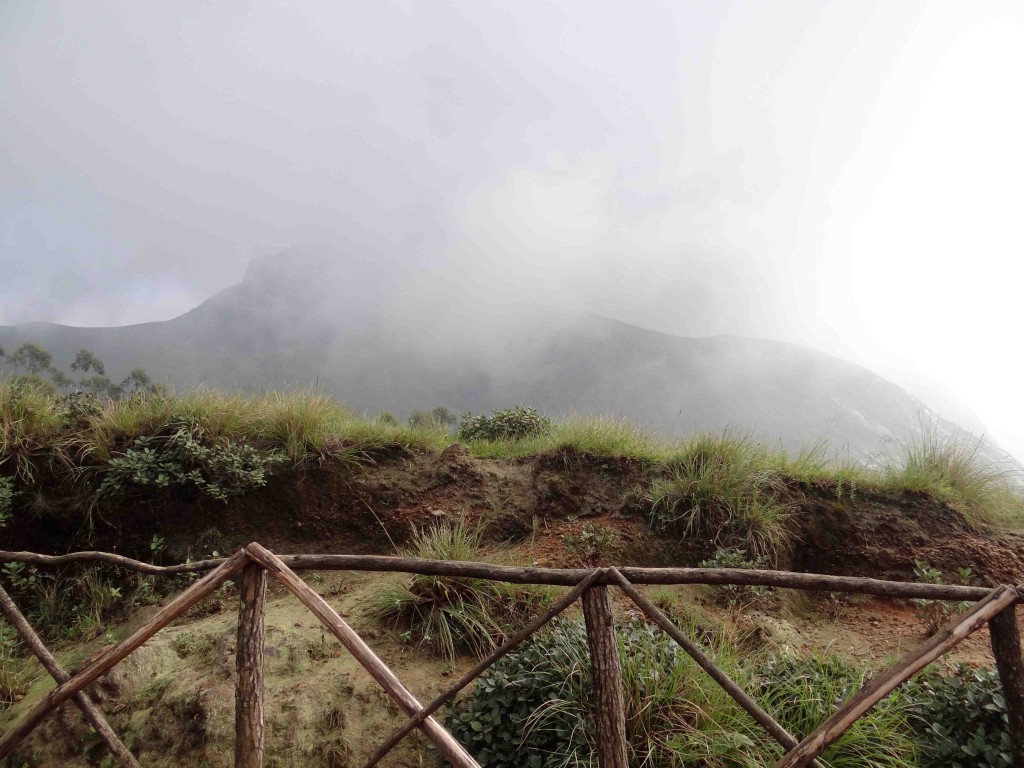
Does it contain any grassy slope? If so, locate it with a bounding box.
[3,383,1022,541]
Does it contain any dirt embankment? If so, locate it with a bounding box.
[4,445,1024,767]
[8,444,1023,586]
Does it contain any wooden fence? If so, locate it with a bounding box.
[0,543,1022,768]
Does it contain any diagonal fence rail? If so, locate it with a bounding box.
[0,544,1021,768]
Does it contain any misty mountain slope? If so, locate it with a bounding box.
[0,248,1002,460]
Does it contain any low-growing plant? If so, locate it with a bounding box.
[98,421,285,502]
[649,431,793,561]
[699,547,772,608]
[0,620,30,712]
[0,476,13,527]
[905,665,1013,768]
[450,619,772,768]
[458,405,553,442]
[911,561,973,635]
[753,653,919,767]
[562,523,619,566]
[369,518,550,660]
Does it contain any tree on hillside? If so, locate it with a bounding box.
[0,342,159,399]
[120,368,157,396]
[10,343,52,374]
[71,349,105,376]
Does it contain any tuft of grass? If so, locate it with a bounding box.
[368,518,550,660]
[883,423,1024,528]
[453,621,919,768]
[649,430,794,561]
[754,653,919,767]
[0,380,69,481]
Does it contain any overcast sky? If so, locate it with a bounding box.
[2,1,1023,458]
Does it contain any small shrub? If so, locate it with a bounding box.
[458,406,553,442]
[911,560,973,635]
[905,665,1012,768]
[0,476,13,527]
[98,421,285,502]
[698,547,772,608]
[449,619,772,768]
[562,523,619,566]
[409,406,457,430]
[369,519,549,660]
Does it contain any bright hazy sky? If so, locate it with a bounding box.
[1,1,1023,459]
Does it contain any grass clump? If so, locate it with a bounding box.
[451,621,918,768]
[650,431,793,561]
[754,653,919,767]
[0,380,69,482]
[883,425,1024,528]
[369,518,550,660]
[451,619,770,768]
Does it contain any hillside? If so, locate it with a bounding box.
[1,391,1023,766]
[0,246,1007,463]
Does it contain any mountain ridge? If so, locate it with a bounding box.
[1,247,1017,466]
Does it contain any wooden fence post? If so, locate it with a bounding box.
[0,585,141,768]
[235,564,267,768]
[990,603,1024,768]
[582,583,628,768]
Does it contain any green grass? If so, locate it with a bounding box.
[368,518,551,660]
[451,620,919,768]
[755,653,919,767]
[882,423,1024,528]
[649,430,794,561]
[2,383,1021,549]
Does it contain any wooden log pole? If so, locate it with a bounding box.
[990,601,1024,768]
[0,585,141,768]
[606,568,826,768]
[582,581,629,768]
[0,549,249,760]
[234,564,267,768]
[0,549,994,601]
[362,567,604,768]
[243,543,480,768]
[775,585,1019,768]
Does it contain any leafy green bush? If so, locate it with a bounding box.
[98,421,284,502]
[911,561,973,634]
[698,547,772,608]
[451,626,921,768]
[369,519,549,660]
[753,654,919,767]
[905,665,1013,768]
[450,619,773,768]
[458,406,553,442]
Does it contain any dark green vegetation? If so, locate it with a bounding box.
[1,382,1021,557]
[449,620,933,768]
[2,381,1023,766]
[369,519,551,660]
[906,666,1016,768]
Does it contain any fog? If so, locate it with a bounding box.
[2,1,1023,458]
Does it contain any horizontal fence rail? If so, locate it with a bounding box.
[0,549,994,600]
[0,543,1021,768]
